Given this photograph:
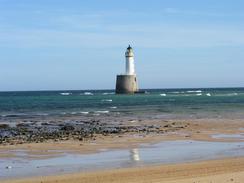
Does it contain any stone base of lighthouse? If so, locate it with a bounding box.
[116,75,138,94]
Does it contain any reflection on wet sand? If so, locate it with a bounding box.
[1,141,244,179]
[130,149,140,162]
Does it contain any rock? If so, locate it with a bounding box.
[16,123,30,127]
[6,165,12,169]
[0,117,186,145]
[0,124,9,129]
[60,125,75,131]
[41,122,50,126]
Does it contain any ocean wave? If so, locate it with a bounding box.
[80,111,89,114]
[224,93,238,96]
[216,93,238,97]
[171,91,180,94]
[187,90,202,93]
[110,106,117,109]
[60,92,72,96]
[206,93,211,96]
[229,93,238,96]
[64,111,90,115]
[101,99,113,102]
[95,110,109,114]
[160,93,166,96]
[196,93,202,96]
[102,92,115,95]
[82,92,94,95]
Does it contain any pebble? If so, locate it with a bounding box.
[6,165,12,169]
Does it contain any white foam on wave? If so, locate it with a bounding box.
[102,92,115,95]
[60,92,72,96]
[110,106,117,109]
[83,92,93,95]
[206,93,211,96]
[187,90,202,93]
[95,110,109,114]
[217,93,238,97]
[196,93,202,96]
[171,91,180,94]
[101,99,113,102]
[160,93,166,96]
[80,111,89,115]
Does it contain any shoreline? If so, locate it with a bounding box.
[1,118,244,182]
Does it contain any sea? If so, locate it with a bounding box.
[0,88,244,121]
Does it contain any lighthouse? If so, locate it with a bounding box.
[125,45,135,75]
[116,45,139,94]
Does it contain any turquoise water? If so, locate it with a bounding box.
[0,88,244,120]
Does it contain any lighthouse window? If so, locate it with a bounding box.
[135,78,136,82]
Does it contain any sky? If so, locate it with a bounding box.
[0,0,244,91]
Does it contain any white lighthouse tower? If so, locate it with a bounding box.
[115,45,139,94]
[125,45,135,75]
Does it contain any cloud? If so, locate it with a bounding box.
[0,23,243,49]
[0,7,243,49]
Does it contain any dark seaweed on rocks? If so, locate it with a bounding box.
[0,120,187,145]
[0,124,10,129]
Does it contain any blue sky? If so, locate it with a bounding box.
[0,0,243,91]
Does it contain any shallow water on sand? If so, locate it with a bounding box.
[212,133,244,140]
[1,140,244,179]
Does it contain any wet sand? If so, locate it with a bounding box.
[2,158,244,183]
[1,118,244,182]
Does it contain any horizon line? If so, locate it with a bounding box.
[0,86,244,92]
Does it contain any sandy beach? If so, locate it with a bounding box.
[1,118,244,182]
